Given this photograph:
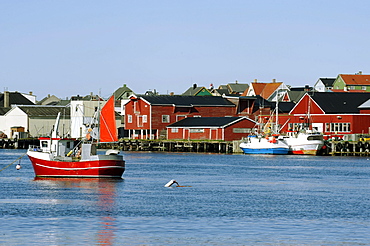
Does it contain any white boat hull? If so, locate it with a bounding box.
[240,136,289,155]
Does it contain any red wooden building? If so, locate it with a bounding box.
[124,95,237,139]
[167,117,257,141]
[278,92,370,138]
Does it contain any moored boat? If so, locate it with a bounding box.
[239,135,289,155]
[282,130,324,155]
[27,96,125,178]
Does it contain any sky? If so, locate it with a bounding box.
[1,0,370,100]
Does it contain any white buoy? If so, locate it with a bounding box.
[16,164,21,170]
[164,179,179,187]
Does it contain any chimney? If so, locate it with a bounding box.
[29,91,33,95]
[193,83,197,89]
[272,79,276,83]
[4,91,10,108]
[254,79,258,83]
[235,80,238,84]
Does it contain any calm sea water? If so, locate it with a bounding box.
[0,149,370,245]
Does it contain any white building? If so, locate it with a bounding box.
[0,105,70,138]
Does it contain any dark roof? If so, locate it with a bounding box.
[319,78,335,87]
[272,102,296,113]
[17,106,70,118]
[311,92,370,113]
[239,95,274,108]
[167,117,254,128]
[139,95,235,107]
[0,92,35,107]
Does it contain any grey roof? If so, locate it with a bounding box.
[182,86,209,96]
[17,106,70,118]
[139,95,235,107]
[287,91,306,103]
[70,95,103,101]
[311,92,370,113]
[113,84,134,99]
[36,95,69,106]
[0,107,11,115]
[167,117,254,128]
[227,83,249,94]
[212,88,231,96]
[358,99,370,109]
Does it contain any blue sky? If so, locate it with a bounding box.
[1,0,370,99]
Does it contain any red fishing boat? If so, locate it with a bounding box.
[27,96,125,178]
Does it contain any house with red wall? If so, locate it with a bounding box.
[278,92,370,138]
[167,117,257,141]
[124,95,237,139]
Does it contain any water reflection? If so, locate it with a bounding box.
[33,178,122,245]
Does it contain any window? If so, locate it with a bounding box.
[142,115,147,123]
[127,115,132,123]
[189,128,204,133]
[324,123,351,132]
[41,141,48,148]
[171,128,178,133]
[288,123,305,131]
[233,128,252,133]
[362,86,366,90]
[162,115,170,123]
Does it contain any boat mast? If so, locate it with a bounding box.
[97,90,101,144]
[51,112,61,138]
[275,91,279,133]
[307,96,311,130]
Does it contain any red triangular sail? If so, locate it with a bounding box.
[99,96,118,142]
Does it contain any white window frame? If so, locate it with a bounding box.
[189,128,204,133]
[162,115,170,123]
[127,114,132,123]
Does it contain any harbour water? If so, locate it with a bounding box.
[1,149,370,245]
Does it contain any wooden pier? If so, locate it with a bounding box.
[100,139,235,153]
[326,140,370,156]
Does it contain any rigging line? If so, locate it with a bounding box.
[0,152,27,173]
[100,113,115,141]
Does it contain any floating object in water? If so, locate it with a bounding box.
[164,179,179,187]
[16,164,21,170]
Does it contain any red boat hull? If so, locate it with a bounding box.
[28,155,125,178]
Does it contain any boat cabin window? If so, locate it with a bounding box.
[307,136,323,141]
[41,141,48,148]
[67,142,71,148]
